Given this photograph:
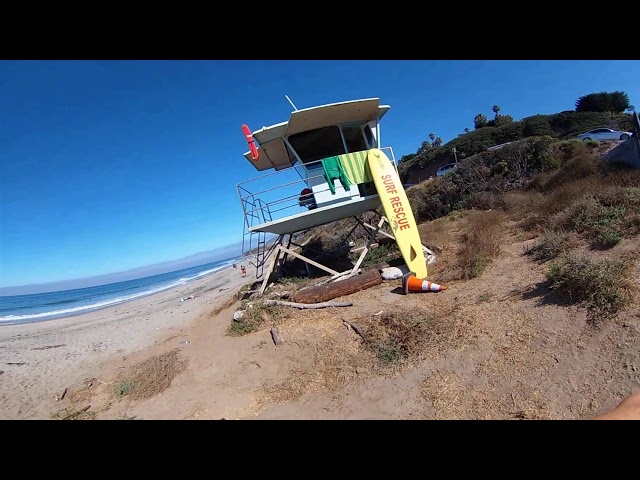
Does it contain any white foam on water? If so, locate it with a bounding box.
[0,259,238,325]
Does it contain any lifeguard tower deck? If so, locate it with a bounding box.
[237,98,402,292]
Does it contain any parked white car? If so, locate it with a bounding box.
[577,128,633,142]
[436,163,457,177]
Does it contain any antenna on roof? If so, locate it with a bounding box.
[285,95,298,111]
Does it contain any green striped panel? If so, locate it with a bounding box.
[337,151,373,184]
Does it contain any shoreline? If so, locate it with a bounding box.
[0,262,251,419]
[0,258,244,326]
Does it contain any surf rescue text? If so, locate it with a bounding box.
[381,174,411,231]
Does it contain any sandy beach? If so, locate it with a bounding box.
[0,264,251,419]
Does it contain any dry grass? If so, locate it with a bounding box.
[456,210,507,279]
[420,305,556,420]
[257,305,464,408]
[547,253,634,318]
[260,335,368,405]
[356,308,460,368]
[527,230,580,262]
[112,350,187,401]
[51,405,97,421]
[419,218,452,254]
[226,301,283,336]
[420,370,551,420]
[539,153,598,191]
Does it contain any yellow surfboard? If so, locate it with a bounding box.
[367,148,428,279]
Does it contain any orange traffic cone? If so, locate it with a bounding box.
[402,272,446,294]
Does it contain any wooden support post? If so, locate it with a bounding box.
[259,241,283,296]
[278,246,340,276]
[349,216,386,277]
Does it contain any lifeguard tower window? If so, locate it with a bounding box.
[289,126,345,165]
[342,125,368,152]
[363,125,375,148]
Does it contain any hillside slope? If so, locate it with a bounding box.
[399,110,634,184]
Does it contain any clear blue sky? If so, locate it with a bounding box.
[1,60,639,287]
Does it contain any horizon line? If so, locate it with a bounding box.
[0,242,246,293]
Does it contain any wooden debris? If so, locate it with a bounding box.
[32,344,66,351]
[57,387,68,402]
[292,269,382,304]
[342,319,366,341]
[263,300,352,309]
[270,327,284,347]
[6,362,27,366]
[61,405,91,420]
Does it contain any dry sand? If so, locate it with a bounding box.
[0,264,251,419]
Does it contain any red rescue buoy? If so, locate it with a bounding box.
[242,124,259,161]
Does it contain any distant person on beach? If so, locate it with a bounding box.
[593,390,640,420]
[240,265,246,277]
[233,263,237,269]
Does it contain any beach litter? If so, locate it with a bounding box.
[179,340,190,346]
[180,295,196,302]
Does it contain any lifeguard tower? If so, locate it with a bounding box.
[236,98,425,294]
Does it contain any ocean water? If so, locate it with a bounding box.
[0,257,241,326]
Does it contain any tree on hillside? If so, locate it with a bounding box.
[474,113,489,129]
[575,91,630,114]
[464,127,470,133]
[494,114,514,127]
[417,141,432,155]
[492,105,501,118]
[429,133,436,142]
[433,137,443,147]
[399,153,416,164]
[627,105,636,113]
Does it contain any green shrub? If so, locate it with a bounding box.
[547,254,633,316]
[528,230,577,262]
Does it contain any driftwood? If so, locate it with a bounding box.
[62,405,91,420]
[270,327,284,347]
[263,300,352,309]
[342,319,366,341]
[57,387,68,402]
[32,344,66,351]
[292,269,383,304]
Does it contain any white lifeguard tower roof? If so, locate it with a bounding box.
[243,98,391,171]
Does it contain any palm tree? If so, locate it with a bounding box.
[492,105,501,118]
[464,127,470,133]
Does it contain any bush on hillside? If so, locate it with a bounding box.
[551,187,640,249]
[398,110,630,182]
[522,115,553,137]
[406,137,558,221]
